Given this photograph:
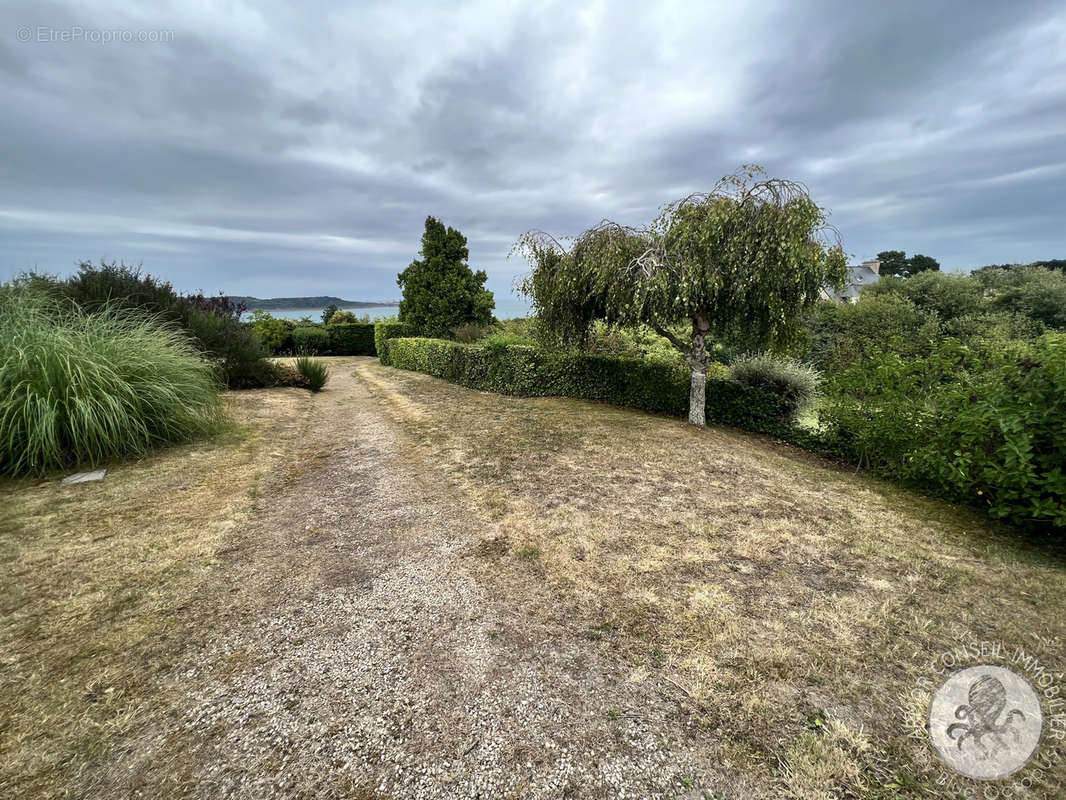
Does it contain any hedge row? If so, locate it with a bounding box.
[290,323,377,356]
[374,322,412,366]
[385,336,793,432]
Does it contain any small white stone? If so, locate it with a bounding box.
[60,468,107,485]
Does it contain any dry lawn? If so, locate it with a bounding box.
[356,361,1066,799]
[2,356,1065,799]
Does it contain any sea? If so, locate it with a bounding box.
[241,296,533,322]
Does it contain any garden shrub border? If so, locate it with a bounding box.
[385,336,793,432]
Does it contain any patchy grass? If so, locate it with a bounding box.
[0,387,310,798]
[358,361,1066,798]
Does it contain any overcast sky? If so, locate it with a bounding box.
[2,0,1064,302]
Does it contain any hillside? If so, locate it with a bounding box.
[228,295,398,310]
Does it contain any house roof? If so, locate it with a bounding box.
[826,264,880,301]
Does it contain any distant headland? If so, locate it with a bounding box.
[227,295,399,311]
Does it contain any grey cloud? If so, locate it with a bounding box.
[1,0,1064,301]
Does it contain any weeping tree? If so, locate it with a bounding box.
[515,167,848,425]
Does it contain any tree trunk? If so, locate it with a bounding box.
[687,324,709,426]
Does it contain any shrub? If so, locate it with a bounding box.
[328,309,364,325]
[904,333,1066,527]
[386,337,791,430]
[815,334,1066,528]
[249,310,291,353]
[866,271,985,321]
[326,322,376,355]
[292,326,330,354]
[730,353,821,422]
[0,289,222,476]
[294,356,330,392]
[374,322,412,366]
[184,305,273,389]
[585,321,686,366]
[47,261,276,388]
[481,332,536,349]
[802,294,939,374]
[63,260,184,317]
[983,266,1066,330]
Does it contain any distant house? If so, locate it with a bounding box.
[821,259,881,303]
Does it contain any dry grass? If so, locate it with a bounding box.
[357,362,1066,798]
[4,356,1065,799]
[0,388,311,798]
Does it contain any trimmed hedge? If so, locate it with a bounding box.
[386,337,793,431]
[288,323,377,355]
[327,323,376,356]
[374,322,412,366]
[292,326,330,354]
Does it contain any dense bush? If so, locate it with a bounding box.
[250,315,376,356]
[802,294,940,374]
[326,323,376,355]
[45,261,274,388]
[0,289,222,476]
[183,301,275,389]
[63,260,184,317]
[815,333,1066,528]
[295,356,330,392]
[730,354,820,421]
[328,309,368,325]
[904,333,1066,526]
[584,321,688,366]
[374,322,412,366]
[386,337,792,431]
[856,264,1066,333]
[451,323,491,343]
[978,265,1066,330]
[865,271,985,321]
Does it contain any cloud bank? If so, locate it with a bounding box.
[2,0,1064,301]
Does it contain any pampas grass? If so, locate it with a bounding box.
[0,288,223,476]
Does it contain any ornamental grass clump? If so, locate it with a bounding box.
[0,288,223,477]
[294,356,330,392]
[730,353,821,420]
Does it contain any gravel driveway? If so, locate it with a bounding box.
[107,358,741,800]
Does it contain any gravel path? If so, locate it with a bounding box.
[110,359,742,799]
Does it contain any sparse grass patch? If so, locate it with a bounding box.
[779,716,873,800]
